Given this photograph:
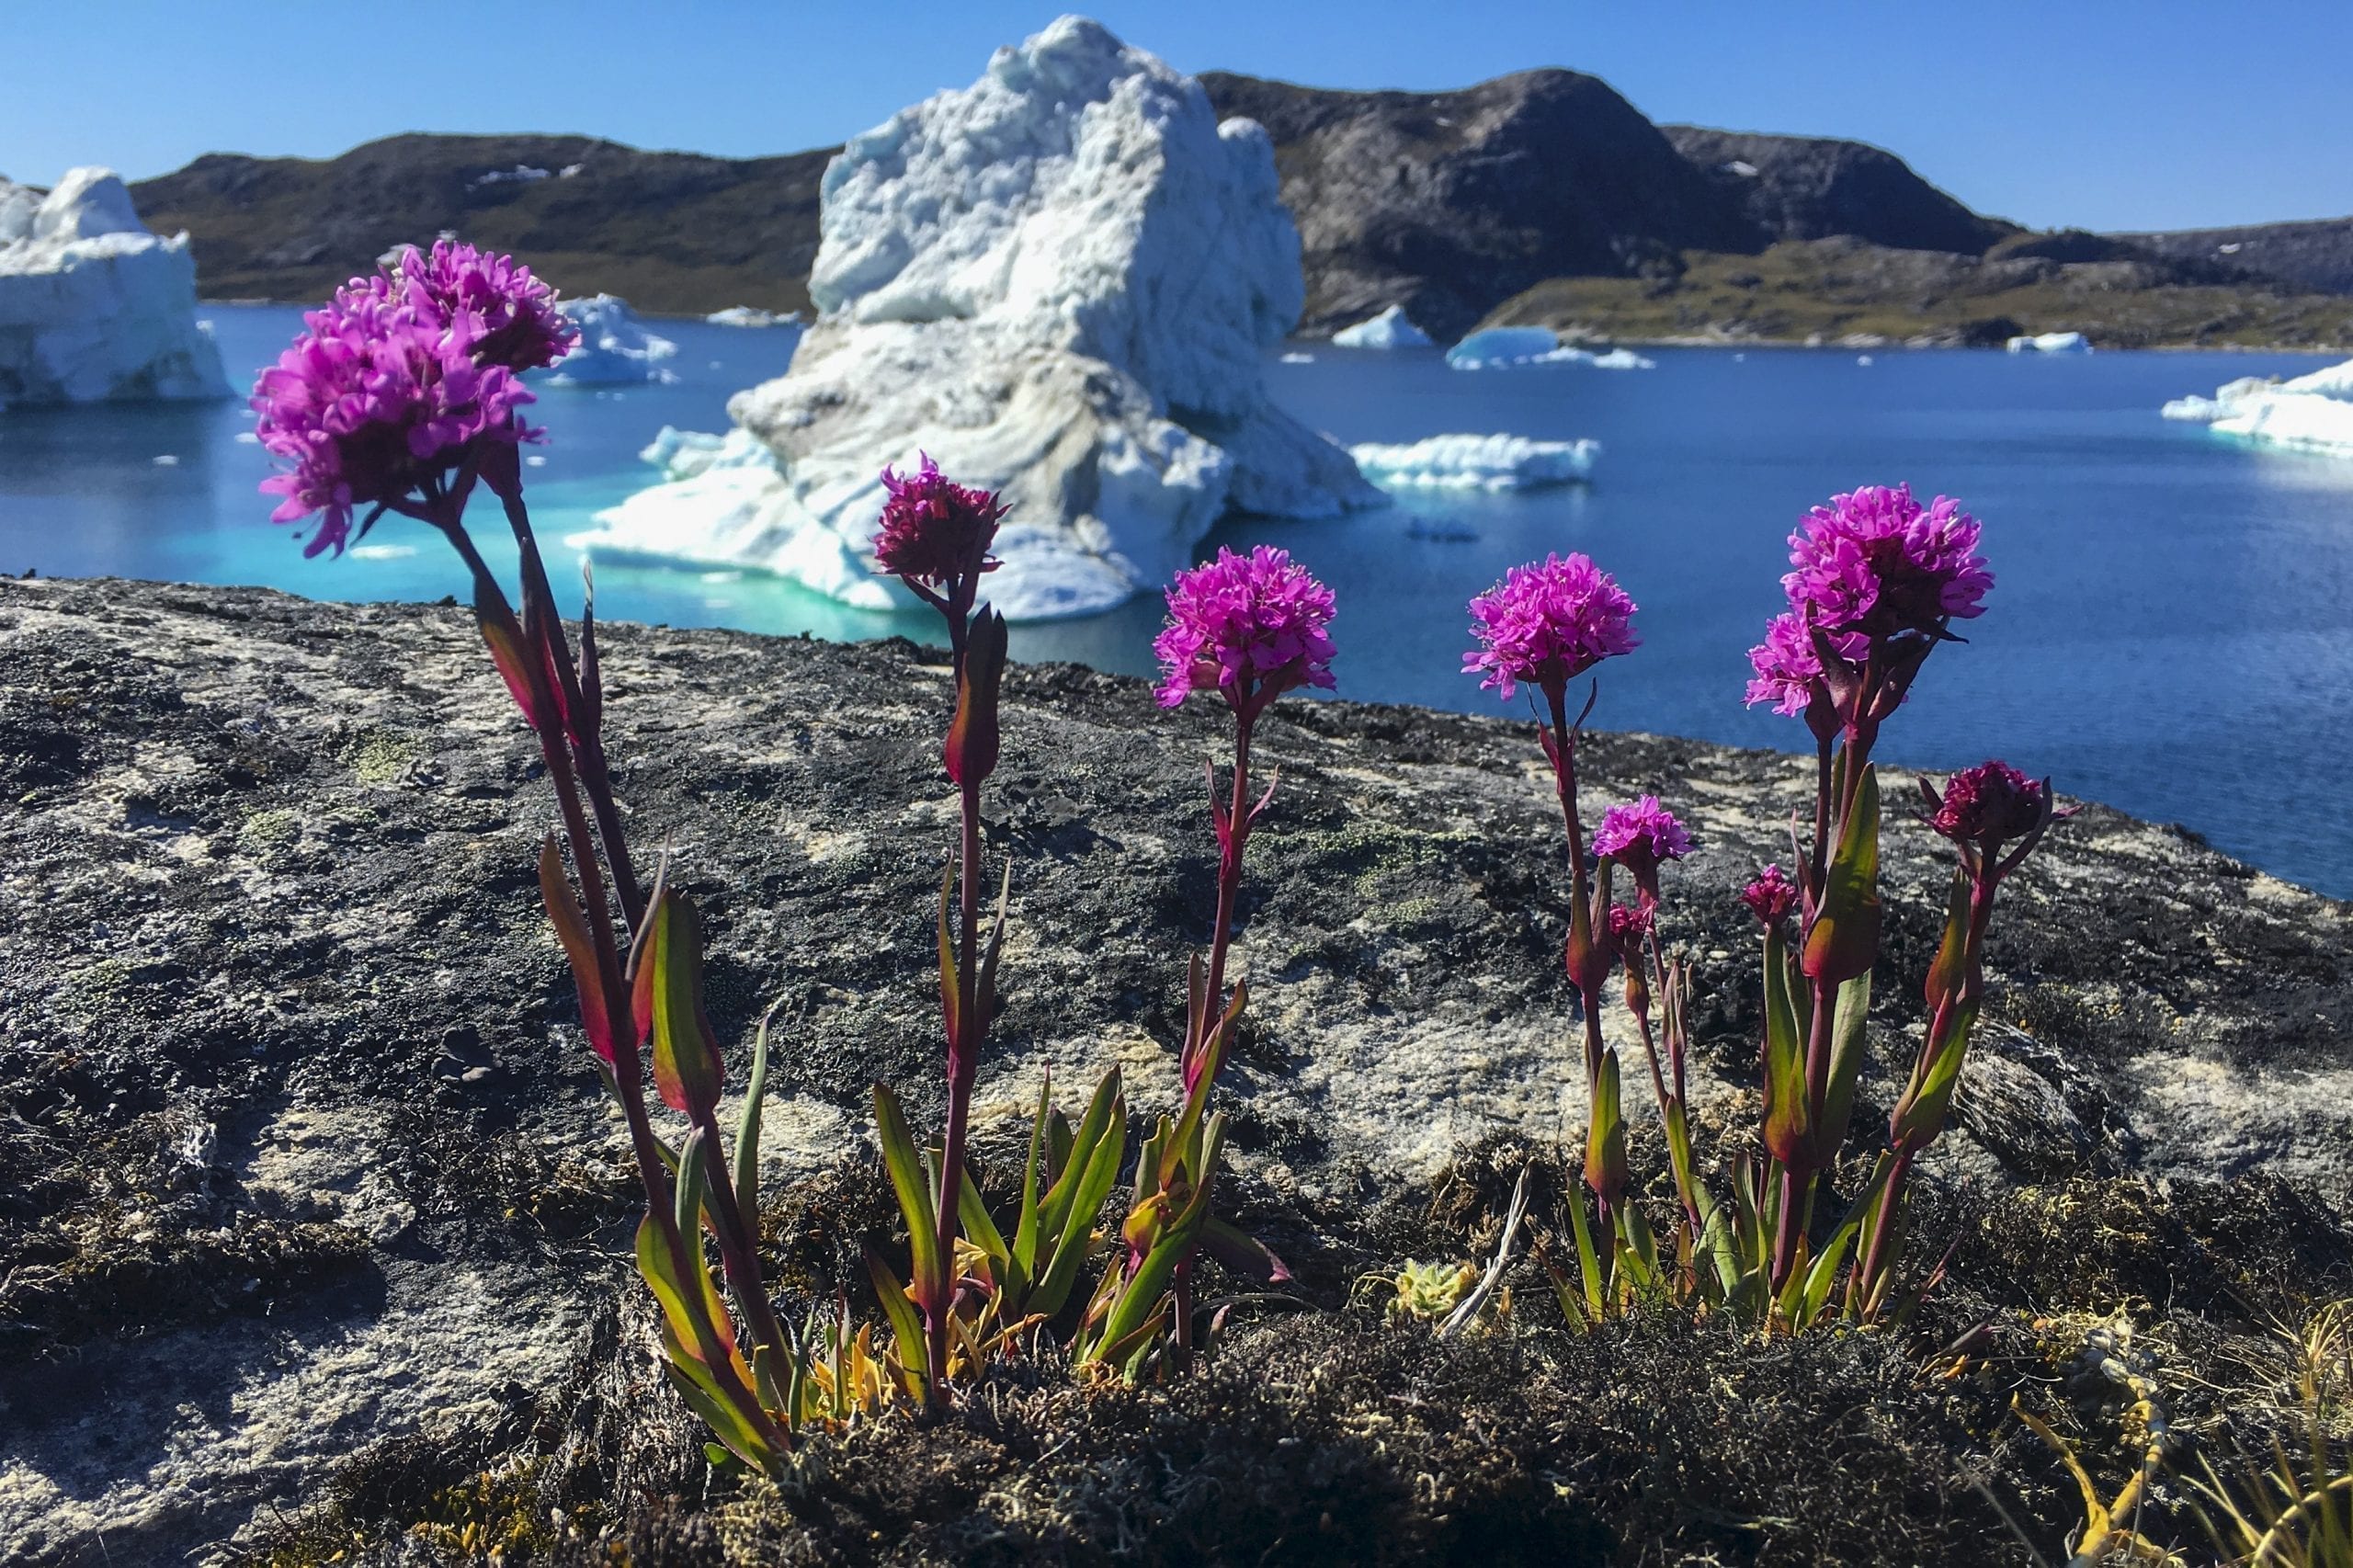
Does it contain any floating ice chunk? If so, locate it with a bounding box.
[637,425,779,481]
[584,17,1378,619]
[1447,327,1654,370]
[2162,358,2353,455]
[1331,304,1433,350]
[2006,331,2091,354]
[1348,433,1600,492]
[1279,351,1314,364]
[706,306,805,329]
[151,454,178,466]
[0,166,230,404]
[547,294,678,385]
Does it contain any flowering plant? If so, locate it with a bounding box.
[1076,547,1324,1374]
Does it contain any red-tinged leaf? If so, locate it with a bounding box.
[538,835,620,1065]
[474,574,540,728]
[1803,763,1881,983]
[1759,925,1812,1169]
[944,607,1006,788]
[1200,1215,1290,1285]
[576,565,604,739]
[1923,865,1972,1015]
[634,889,725,1119]
[520,585,570,733]
[935,859,961,1047]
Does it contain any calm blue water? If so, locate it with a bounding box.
[3,303,2349,897]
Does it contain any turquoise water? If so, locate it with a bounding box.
[3,303,2349,897]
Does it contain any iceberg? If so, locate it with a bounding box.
[1446,326,1654,370]
[706,306,804,329]
[1348,433,1599,492]
[547,294,678,385]
[574,16,1379,621]
[2162,358,2353,456]
[0,166,230,407]
[1331,304,1433,350]
[2006,331,2091,354]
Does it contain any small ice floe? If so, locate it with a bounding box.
[151,454,178,466]
[1279,351,1314,364]
[1331,305,1434,350]
[2006,331,2091,354]
[1857,355,1875,366]
[348,544,417,561]
[233,430,259,444]
[525,454,547,467]
[548,294,678,385]
[2162,357,2353,456]
[1447,326,1654,370]
[1350,433,1600,492]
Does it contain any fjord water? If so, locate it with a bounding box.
[3,303,2348,896]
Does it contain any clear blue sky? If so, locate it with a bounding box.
[5,1,2347,233]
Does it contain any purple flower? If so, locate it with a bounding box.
[1780,484,1991,641]
[872,454,1008,590]
[1930,761,2046,850]
[1593,796,1692,899]
[1463,553,1639,702]
[253,243,573,556]
[1742,611,1850,717]
[1739,865,1799,926]
[388,240,575,374]
[1606,901,1654,951]
[1154,546,1336,717]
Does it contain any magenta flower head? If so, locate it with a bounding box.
[1781,484,1992,642]
[1739,864,1800,927]
[1927,760,2048,853]
[1606,901,1654,951]
[390,239,575,375]
[1154,545,1336,721]
[253,287,543,556]
[1592,795,1692,900]
[872,454,1008,593]
[1463,552,1639,703]
[1743,610,1861,722]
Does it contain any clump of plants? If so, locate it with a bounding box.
[251,248,2346,1558]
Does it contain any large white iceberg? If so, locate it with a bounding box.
[1331,304,1433,350]
[547,293,678,385]
[573,16,1379,620]
[2006,330,2091,354]
[1349,433,1598,491]
[0,167,230,407]
[2162,358,2353,456]
[1446,326,1654,370]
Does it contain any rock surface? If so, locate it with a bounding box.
[1661,125,2015,257]
[2,575,2348,1563]
[581,17,1379,620]
[0,167,231,406]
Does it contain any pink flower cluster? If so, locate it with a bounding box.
[1154,546,1337,715]
[1782,484,1992,641]
[1593,796,1693,872]
[1745,484,1990,717]
[1931,760,2046,848]
[1739,864,1799,926]
[1462,553,1639,702]
[253,243,575,556]
[873,454,1008,589]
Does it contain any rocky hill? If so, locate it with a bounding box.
[2116,215,2353,296]
[108,71,2353,349]
[1194,69,1754,337]
[4,577,2348,1565]
[128,133,829,317]
[1662,125,2018,256]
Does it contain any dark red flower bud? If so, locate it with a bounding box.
[945,608,1007,789]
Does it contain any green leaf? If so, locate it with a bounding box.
[1162,985,1245,1190]
[1663,1098,1699,1222]
[1563,1185,1606,1326]
[1803,763,1882,984]
[634,890,725,1119]
[733,1003,777,1230]
[1030,1072,1127,1319]
[674,1126,709,1248]
[1923,865,1972,1015]
[862,1244,928,1403]
[871,1085,940,1311]
[1893,1002,1980,1149]
[1794,1155,1891,1329]
[1761,924,1811,1169]
[1011,1075,1051,1279]
[956,1160,1011,1276]
[1583,1049,1628,1205]
[1818,967,1873,1157]
[1095,1114,1226,1356]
